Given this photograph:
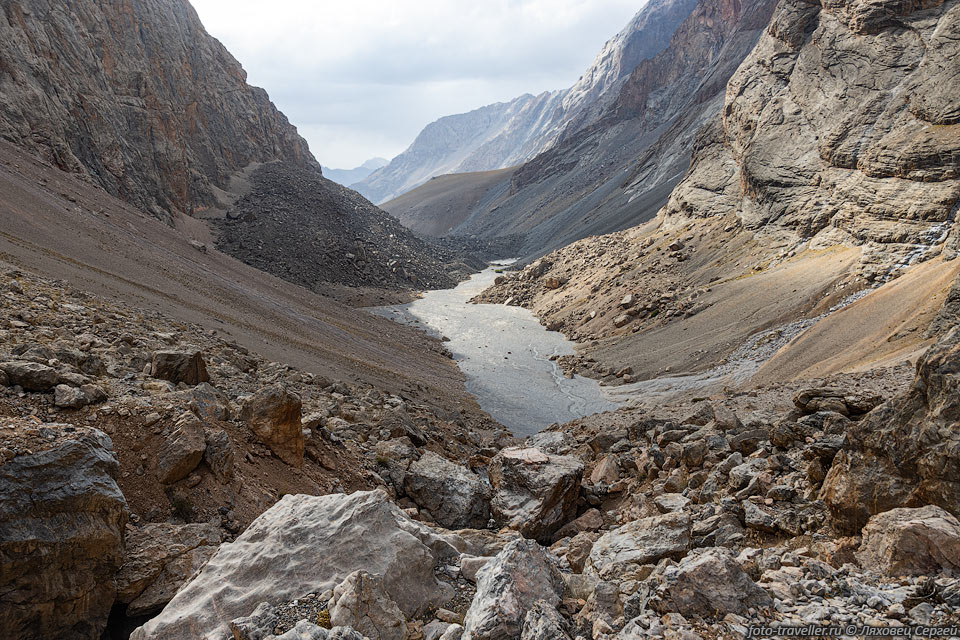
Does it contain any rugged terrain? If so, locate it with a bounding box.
[3,256,959,640]
[0,0,317,222]
[354,0,699,205]
[1,0,959,639]
[0,0,472,297]
[213,162,485,293]
[476,0,960,387]
[384,0,780,259]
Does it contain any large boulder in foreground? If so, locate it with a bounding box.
[821,328,960,533]
[488,447,583,542]
[647,547,774,618]
[131,490,457,640]
[240,384,304,467]
[855,506,960,576]
[462,538,564,640]
[0,422,128,640]
[403,451,491,529]
[585,512,691,580]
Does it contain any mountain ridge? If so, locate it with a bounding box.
[353,0,699,204]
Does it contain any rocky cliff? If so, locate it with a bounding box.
[354,0,699,205]
[0,0,318,222]
[474,0,959,389]
[661,0,960,280]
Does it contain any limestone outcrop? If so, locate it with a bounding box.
[131,490,458,640]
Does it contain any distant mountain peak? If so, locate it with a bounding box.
[352,0,698,205]
[361,157,389,170]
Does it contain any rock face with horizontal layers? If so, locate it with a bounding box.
[403,451,491,529]
[0,0,317,221]
[131,490,457,640]
[661,0,960,278]
[117,522,223,617]
[0,422,128,640]
[488,447,583,542]
[821,328,960,533]
[240,384,304,467]
[462,539,565,640]
[855,506,960,576]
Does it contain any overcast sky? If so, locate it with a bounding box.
[190,0,642,169]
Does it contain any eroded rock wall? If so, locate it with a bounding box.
[0,0,318,221]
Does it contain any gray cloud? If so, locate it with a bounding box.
[191,0,643,168]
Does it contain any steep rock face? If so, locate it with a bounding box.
[356,0,698,205]
[385,0,778,258]
[0,422,128,640]
[821,327,960,533]
[661,0,960,278]
[0,0,317,222]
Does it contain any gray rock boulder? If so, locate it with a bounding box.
[157,413,206,484]
[188,382,232,422]
[0,422,127,640]
[855,506,960,576]
[151,350,210,386]
[329,570,407,640]
[203,428,235,483]
[462,539,564,640]
[228,602,279,640]
[0,360,59,391]
[131,490,457,640]
[117,522,222,616]
[519,601,570,640]
[240,384,304,467]
[488,447,583,542]
[585,512,691,580]
[269,621,367,640]
[403,451,491,529]
[647,547,774,618]
[53,383,90,408]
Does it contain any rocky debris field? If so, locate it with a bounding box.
[213,163,492,294]
[0,264,508,636]
[3,263,959,640]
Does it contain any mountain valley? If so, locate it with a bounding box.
[0,0,958,639]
